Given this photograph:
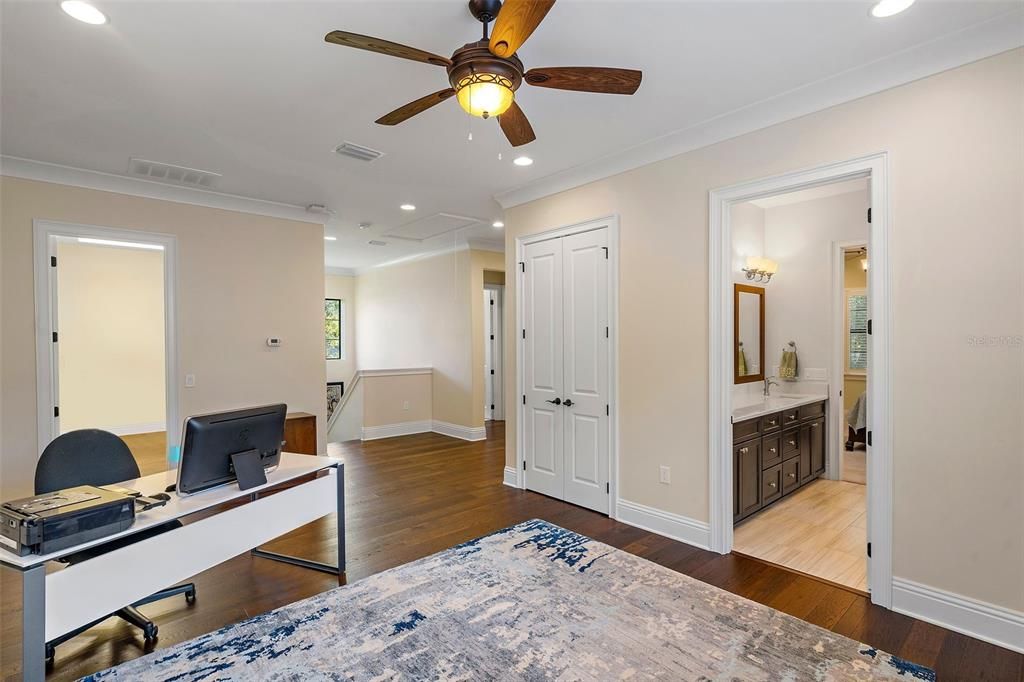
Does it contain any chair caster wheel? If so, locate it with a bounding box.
[185,588,196,604]
[144,623,158,641]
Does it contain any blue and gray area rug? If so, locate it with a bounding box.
[84,519,934,680]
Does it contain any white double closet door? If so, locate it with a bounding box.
[522,227,609,513]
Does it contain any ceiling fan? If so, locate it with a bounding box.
[324,0,642,147]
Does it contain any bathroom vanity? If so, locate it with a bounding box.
[732,398,827,523]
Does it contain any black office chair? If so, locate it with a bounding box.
[35,429,196,663]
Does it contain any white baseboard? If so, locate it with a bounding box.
[104,421,166,437]
[892,577,1024,654]
[503,466,519,488]
[361,420,432,441]
[616,499,711,551]
[431,420,487,442]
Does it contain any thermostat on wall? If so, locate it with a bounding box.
[266,337,282,347]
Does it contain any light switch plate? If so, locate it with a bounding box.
[185,374,195,388]
[659,466,671,484]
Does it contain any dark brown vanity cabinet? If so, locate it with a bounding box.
[733,400,827,523]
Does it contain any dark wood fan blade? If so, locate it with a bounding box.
[499,101,536,147]
[524,67,642,95]
[488,0,555,58]
[376,89,456,126]
[325,30,452,67]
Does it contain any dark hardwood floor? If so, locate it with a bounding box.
[2,421,1021,680]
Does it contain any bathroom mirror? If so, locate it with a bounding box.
[734,284,765,384]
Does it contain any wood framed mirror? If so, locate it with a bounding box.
[734,284,765,384]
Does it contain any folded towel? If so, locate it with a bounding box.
[737,343,748,376]
[779,348,798,379]
[847,392,867,431]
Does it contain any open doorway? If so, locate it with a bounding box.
[483,276,504,422]
[34,222,178,474]
[709,154,892,606]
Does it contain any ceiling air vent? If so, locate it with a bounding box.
[127,157,221,188]
[334,141,384,162]
[368,240,387,246]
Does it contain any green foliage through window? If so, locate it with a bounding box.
[326,298,344,360]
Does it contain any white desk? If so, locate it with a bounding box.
[1,453,344,682]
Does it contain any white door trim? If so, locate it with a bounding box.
[830,240,868,482]
[708,153,893,607]
[514,215,620,518]
[33,220,181,464]
[484,283,505,421]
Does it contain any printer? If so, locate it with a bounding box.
[0,486,136,556]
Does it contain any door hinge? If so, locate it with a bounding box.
[54,406,60,418]
[606,482,610,494]
[602,246,608,259]
[50,256,57,267]
[839,389,843,397]
[490,334,494,340]
[867,541,872,558]
[519,261,525,272]
[605,326,609,338]
[489,299,494,305]
[867,430,873,446]
[522,329,526,339]
[490,369,495,375]
[867,207,872,223]
[490,404,495,410]
[522,395,526,405]
[867,319,873,335]
[606,404,610,416]
[522,460,526,471]
[52,331,58,343]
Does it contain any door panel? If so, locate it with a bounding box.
[523,238,564,499]
[562,228,609,512]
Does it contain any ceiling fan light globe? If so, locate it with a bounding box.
[455,76,514,119]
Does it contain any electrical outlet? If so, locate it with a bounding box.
[402,400,410,411]
[659,466,671,484]
[185,374,196,388]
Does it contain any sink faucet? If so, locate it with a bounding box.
[763,376,779,397]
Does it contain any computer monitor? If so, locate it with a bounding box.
[176,404,287,495]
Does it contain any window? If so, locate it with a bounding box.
[846,289,867,372]
[325,298,344,360]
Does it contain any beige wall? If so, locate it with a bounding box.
[505,50,1024,611]
[1,177,327,498]
[361,373,432,427]
[56,241,166,433]
[325,273,357,385]
[355,248,502,429]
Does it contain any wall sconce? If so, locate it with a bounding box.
[861,257,869,271]
[742,256,778,283]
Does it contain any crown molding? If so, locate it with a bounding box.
[494,12,1024,209]
[1,155,326,225]
[325,266,358,277]
[466,237,505,253]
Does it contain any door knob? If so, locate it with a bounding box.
[563,399,574,407]
[546,397,562,405]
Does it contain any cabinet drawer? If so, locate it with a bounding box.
[782,458,801,494]
[760,412,782,433]
[782,408,800,427]
[733,417,760,444]
[798,401,825,421]
[762,435,782,469]
[782,429,800,456]
[762,464,783,505]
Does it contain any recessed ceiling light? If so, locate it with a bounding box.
[870,0,914,18]
[358,222,371,230]
[513,156,533,167]
[400,204,416,211]
[492,221,505,228]
[60,0,107,24]
[324,236,337,241]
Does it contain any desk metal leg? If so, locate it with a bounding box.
[17,564,46,682]
[251,464,345,578]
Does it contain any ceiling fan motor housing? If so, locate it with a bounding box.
[448,41,524,94]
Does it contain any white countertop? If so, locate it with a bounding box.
[731,393,826,422]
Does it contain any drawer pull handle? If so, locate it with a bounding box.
[769,447,777,454]
[740,447,749,454]
[788,440,796,446]
[768,481,777,489]
[811,423,819,428]
[788,414,797,421]
[768,419,777,426]
[787,472,796,479]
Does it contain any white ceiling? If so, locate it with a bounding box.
[2,0,1020,271]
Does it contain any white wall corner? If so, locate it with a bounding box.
[615,499,711,551]
[325,266,357,277]
[105,422,167,437]
[360,420,432,441]
[502,466,519,488]
[891,578,1024,654]
[432,420,487,442]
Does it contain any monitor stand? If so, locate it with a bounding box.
[230,449,268,491]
